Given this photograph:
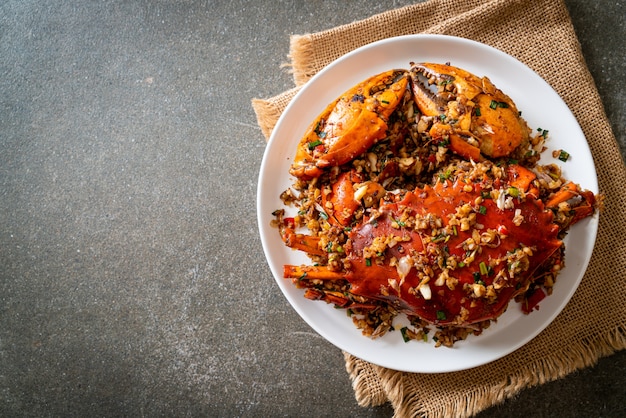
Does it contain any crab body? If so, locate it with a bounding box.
[343,171,561,325]
[283,164,585,327]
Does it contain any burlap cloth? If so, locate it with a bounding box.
[252,0,626,416]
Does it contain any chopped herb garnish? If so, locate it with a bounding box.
[432,234,447,243]
[394,218,406,227]
[308,139,323,150]
[508,186,519,197]
[439,169,452,181]
[381,99,390,104]
[479,261,489,276]
[365,258,372,267]
[458,261,466,268]
[537,127,549,137]
[489,100,509,109]
[474,107,481,116]
[478,205,487,215]
[400,327,410,342]
[436,310,447,320]
[558,150,570,162]
[319,211,329,220]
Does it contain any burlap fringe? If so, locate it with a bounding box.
[251,87,300,141]
[379,324,626,418]
[344,352,389,407]
[251,98,282,141]
[288,34,316,87]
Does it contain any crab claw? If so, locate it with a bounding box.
[546,182,598,227]
[321,170,386,227]
[290,70,409,179]
[410,62,531,160]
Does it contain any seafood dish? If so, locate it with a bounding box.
[272,63,599,347]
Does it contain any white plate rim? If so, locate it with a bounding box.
[257,34,599,373]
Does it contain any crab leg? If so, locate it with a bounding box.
[281,230,325,256]
[546,182,597,225]
[284,265,344,280]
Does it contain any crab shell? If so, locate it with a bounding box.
[289,69,409,180]
[410,62,532,159]
[344,172,561,326]
[289,63,533,179]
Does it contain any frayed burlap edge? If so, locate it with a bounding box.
[286,34,314,87]
[251,87,300,140]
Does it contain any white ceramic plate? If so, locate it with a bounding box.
[257,35,599,373]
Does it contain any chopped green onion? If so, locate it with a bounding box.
[436,310,447,320]
[381,100,390,104]
[365,258,372,267]
[490,100,509,109]
[308,139,323,150]
[439,169,452,181]
[479,261,489,276]
[508,186,519,197]
[558,150,570,162]
[474,107,481,116]
[458,262,465,268]
[319,211,329,220]
[478,205,487,215]
[400,327,410,342]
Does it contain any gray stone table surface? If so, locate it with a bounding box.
[1,1,624,416]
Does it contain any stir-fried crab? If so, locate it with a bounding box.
[274,63,598,346]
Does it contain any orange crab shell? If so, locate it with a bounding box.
[289,69,409,179]
[344,174,562,326]
[411,62,531,159]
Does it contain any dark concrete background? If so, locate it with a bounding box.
[1,1,624,416]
